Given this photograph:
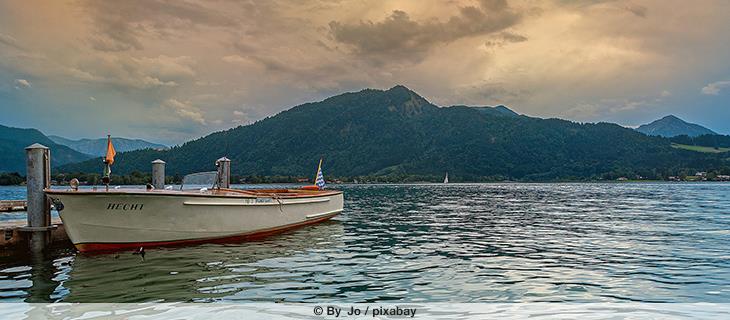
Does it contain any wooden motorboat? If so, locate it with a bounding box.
[46,187,343,252]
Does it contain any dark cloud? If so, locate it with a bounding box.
[459,81,530,104]
[328,0,522,63]
[88,18,144,52]
[0,32,23,50]
[83,0,238,52]
[484,31,528,47]
[223,53,366,92]
[624,4,648,18]
[499,31,527,42]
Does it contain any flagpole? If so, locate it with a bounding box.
[103,135,112,191]
[104,161,109,192]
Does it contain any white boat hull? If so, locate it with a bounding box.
[46,189,343,252]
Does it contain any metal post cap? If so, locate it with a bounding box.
[25,143,49,150]
[151,159,166,164]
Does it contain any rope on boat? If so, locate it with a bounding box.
[258,193,284,212]
[273,194,284,213]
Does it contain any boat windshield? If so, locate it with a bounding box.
[180,171,218,190]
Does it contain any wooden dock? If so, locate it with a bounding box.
[2,145,168,253]
[2,143,76,253]
[1,199,69,253]
[0,200,27,212]
[0,217,69,253]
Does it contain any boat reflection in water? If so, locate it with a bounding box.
[59,219,344,302]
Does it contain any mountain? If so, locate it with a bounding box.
[58,85,727,181]
[48,135,167,157]
[636,115,717,137]
[0,125,93,173]
[473,105,519,117]
[454,105,519,117]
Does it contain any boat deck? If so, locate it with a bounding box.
[45,188,341,199]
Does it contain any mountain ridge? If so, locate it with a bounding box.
[0,124,92,173]
[48,135,167,157]
[58,85,728,181]
[636,115,717,137]
[461,105,519,117]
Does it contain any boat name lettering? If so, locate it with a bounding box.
[234,198,273,204]
[106,203,144,211]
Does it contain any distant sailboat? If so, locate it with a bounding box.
[443,172,449,184]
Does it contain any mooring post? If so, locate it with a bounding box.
[151,159,166,189]
[25,143,51,252]
[216,157,231,189]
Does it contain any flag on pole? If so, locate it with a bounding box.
[103,135,116,181]
[314,158,326,189]
[105,135,116,165]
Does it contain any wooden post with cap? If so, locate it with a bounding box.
[216,157,231,189]
[151,159,166,189]
[24,143,52,252]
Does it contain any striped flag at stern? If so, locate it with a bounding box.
[315,158,326,189]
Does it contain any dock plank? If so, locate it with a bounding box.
[0,200,27,212]
[0,217,63,228]
[0,217,68,251]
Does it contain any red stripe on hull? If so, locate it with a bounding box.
[74,212,340,253]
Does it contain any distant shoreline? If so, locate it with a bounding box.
[2,170,729,186]
[1,179,728,187]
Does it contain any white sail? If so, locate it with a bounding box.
[444,172,449,184]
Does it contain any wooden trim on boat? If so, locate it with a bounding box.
[183,197,331,206]
[306,209,342,219]
[44,188,341,199]
[73,210,342,253]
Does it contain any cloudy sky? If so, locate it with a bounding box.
[1,0,729,145]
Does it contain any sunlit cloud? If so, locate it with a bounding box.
[14,79,31,89]
[162,99,206,125]
[0,0,729,144]
[701,81,730,96]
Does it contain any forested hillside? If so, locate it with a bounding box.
[0,124,92,173]
[58,86,729,181]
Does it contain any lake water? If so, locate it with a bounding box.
[1,183,729,304]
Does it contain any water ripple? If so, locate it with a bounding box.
[1,183,729,303]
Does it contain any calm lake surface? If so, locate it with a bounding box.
[0,183,729,303]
